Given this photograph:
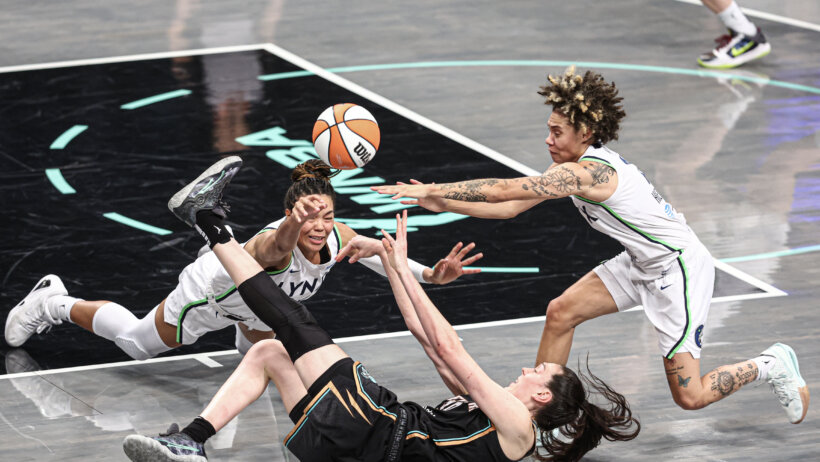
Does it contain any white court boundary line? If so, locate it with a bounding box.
[0,283,785,381]
[671,0,820,33]
[0,44,786,380]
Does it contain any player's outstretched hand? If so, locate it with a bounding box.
[380,210,410,271]
[291,194,327,223]
[427,242,483,285]
[393,179,449,212]
[336,235,384,264]
[372,182,429,201]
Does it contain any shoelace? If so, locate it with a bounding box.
[20,307,62,335]
[212,198,231,219]
[768,372,799,406]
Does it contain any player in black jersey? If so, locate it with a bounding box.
[123,159,639,462]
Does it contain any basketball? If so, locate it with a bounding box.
[312,103,380,170]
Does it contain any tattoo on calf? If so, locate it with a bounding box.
[584,163,615,187]
[735,364,758,385]
[710,371,735,396]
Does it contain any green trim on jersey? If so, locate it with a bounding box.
[573,196,678,253]
[578,156,614,169]
[332,223,342,249]
[573,195,693,359]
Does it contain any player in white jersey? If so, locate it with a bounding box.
[373,66,809,424]
[6,159,482,360]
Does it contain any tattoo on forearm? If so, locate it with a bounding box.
[521,166,581,197]
[441,179,500,202]
[584,163,615,187]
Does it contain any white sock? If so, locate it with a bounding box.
[46,295,82,323]
[753,354,776,381]
[717,1,757,36]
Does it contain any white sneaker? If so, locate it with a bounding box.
[698,28,771,69]
[761,343,810,424]
[5,275,67,347]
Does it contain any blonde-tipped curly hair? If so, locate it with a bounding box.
[538,66,625,145]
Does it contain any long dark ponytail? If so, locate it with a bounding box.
[532,358,640,461]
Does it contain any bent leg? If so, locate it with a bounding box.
[664,352,758,410]
[201,339,306,432]
[213,239,347,388]
[536,270,619,366]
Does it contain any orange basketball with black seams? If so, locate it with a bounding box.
[312,103,380,169]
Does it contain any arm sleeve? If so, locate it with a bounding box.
[357,255,429,283]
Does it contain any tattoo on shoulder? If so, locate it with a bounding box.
[524,166,581,197]
[441,179,499,202]
[583,162,616,187]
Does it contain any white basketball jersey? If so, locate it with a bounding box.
[569,145,700,278]
[205,217,341,318]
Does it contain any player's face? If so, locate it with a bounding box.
[296,194,335,253]
[509,362,562,398]
[545,111,591,164]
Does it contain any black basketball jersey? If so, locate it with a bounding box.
[399,395,532,462]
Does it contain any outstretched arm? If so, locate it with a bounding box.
[244,195,329,268]
[381,179,545,219]
[382,211,536,459]
[372,161,617,206]
[336,236,468,395]
[336,222,484,284]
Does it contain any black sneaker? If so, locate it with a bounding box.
[123,423,208,462]
[167,156,243,227]
[698,28,771,69]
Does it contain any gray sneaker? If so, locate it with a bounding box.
[123,423,208,462]
[761,343,810,424]
[168,156,243,227]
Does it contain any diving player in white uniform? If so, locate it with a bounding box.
[373,66,809,425]
[6,159,482,360]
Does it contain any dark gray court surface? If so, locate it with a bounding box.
[1,1,819,460]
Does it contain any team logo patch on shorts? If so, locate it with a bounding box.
[695,324,704,348]
[359,366,378,384]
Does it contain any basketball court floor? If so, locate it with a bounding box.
[1,1,818,460]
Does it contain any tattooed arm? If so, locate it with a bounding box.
[372,161,618,206]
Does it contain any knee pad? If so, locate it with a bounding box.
[113,306,171,360]
[114,336,154,361]
[238,271,333,362]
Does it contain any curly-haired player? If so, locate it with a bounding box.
[373,67,809,428]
